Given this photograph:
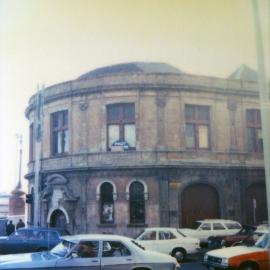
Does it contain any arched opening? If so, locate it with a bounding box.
[245,183,267,225]
[100,182,114,224]
[50,209,67,229]
[181,183,219,227]
[130,181,145,224]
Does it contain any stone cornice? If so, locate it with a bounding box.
[25,73,262,118]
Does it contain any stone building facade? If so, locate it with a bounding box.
[25,62,267,237]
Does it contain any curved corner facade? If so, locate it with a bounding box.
[25,63,267,236]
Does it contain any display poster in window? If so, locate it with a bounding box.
[102,203,113,223]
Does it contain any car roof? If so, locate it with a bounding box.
[143,227,178,230]
[61,234,132,243]
[196,219,240,223]
[17,227,60,232]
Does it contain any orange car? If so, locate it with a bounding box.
[203,233,269,270]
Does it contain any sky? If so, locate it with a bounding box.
[0,0,269,193]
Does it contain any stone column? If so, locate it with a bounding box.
[158,175,170,226]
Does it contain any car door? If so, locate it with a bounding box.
[156,230,176,254]
[212,223,227,237]
[101,240,133,270]
[136,230,157,251]
[198,223,212,241]
[55,240,101,270]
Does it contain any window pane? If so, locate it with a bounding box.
[185,105,194,121]
[63,130,69,153]
[257,129,263,152]
[57,132,62,153]
[197,106,209,121]
[185,124,195,148]
[247,110,255,125]
[198,125,209,148]
[52,113,60,128]
[101,183,114,224]
[108,125,120,147]
[107,105,121,122]
[247,128,255,152]
[124,124,136,147]
[63,111,68,127]
[123,103,135,122]
[130,182,145,224]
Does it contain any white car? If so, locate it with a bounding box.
[135,227,200,261]
[0,234,180,270]
[180,219,242,245]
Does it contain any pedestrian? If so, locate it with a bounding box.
[6,220,15,236]
[16,219,25,230]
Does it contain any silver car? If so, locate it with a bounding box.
[0,234,180,270]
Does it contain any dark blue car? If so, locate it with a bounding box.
[0,227,61,254]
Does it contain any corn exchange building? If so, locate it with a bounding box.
[25,62,267,236]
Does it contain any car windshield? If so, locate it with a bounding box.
[191,221,201,229]
[131,240,145,250]
[50,240,76,257]
[134,230,145,239]
[255,233,269,249]
[176,229,186,237]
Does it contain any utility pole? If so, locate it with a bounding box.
[15,134,23,189]
[33,84,44,226]
[250,0,270,251]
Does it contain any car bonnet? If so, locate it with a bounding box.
[207,245,263,259]
[0,252,54,266]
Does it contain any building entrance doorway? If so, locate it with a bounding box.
[245,183,267,225]
[49,209,67,230]
[181,183,219,227]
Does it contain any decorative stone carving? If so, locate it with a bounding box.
[227,98,238,111]
[79,100,89,111]
[155,92,167,108]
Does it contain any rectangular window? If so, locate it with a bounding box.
[246,109,262,153]
[29,123,34,161]
[51,110,69,155]
[185,105,210,150]
[107,103,135,150]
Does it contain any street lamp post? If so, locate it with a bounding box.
[250,0,270,252]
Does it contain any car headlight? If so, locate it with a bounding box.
[203,254,208,262]
[221,257,229,266]
[221,240,225,247]
[174,264,181,270]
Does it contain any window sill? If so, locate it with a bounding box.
[98,224,116,228]
[127,223,148,228]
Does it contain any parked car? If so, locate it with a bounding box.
[203,233,269,270]
[135,227,200,262]
[207,225,256,249]
[180,219,242,246]
[0,227,62,254]
[0,234,180,270]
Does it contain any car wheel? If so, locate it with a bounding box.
[239,262,258,270]
[172,248,186,262]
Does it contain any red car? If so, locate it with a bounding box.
[207,225,256,249]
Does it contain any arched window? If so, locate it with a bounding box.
[100,183,114,224]
[130,181,145,224]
